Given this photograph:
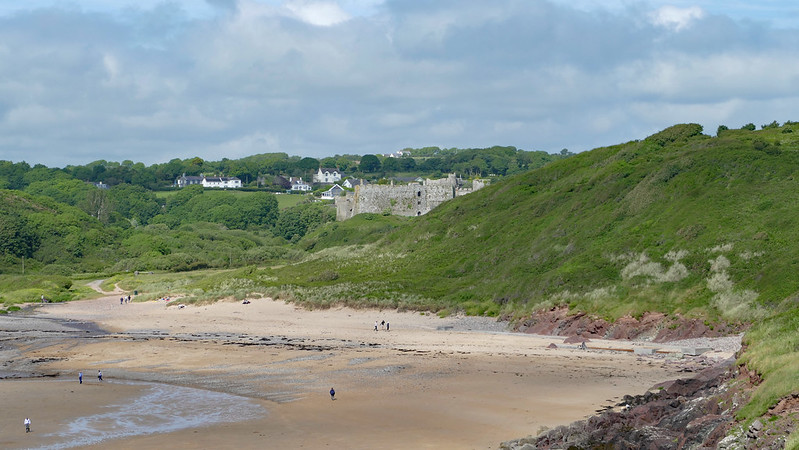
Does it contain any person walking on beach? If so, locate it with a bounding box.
[374,321,379,332]
[24,417,31,433]
[386,322,389,332]
[98,370,103,382]
[330,387,335,400]
[79,371,83,384]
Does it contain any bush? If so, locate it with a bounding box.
[645,124,704,146]
[309,270,339,282]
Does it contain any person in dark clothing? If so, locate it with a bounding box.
[330,387,336,400]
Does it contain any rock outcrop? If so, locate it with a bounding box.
[501,360,742,450]
[514,307,742,342]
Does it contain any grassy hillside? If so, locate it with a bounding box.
[261,124,799,321]
[250,123,799,426]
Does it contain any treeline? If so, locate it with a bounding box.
[0,187,320,276]
[0,145,567,279]
[373,146,571,177]
[0,146,567,192]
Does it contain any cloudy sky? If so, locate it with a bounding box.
[1,0,797,167]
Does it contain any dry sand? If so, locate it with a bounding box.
[0,290,737,449]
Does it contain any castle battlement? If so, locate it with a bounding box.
[335,174,485,220]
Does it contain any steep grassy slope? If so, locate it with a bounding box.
[260,123,799,427]
[272,124,799,322]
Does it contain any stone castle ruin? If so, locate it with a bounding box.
[335,174,485,221]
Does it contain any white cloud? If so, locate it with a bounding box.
[285,0,351,26]
[430,120,465,138]
[650,5,705,31]
[212,131,281,158]
[378,112,426,127]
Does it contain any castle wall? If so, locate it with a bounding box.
[335,174,485,221]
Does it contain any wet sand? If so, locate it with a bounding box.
[0,293,735,449]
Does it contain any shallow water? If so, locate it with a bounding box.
[35,380,268,449]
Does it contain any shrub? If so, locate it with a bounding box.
[645,123,704,147]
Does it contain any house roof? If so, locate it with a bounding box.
[323,183,343,193]
[344,178,368,186]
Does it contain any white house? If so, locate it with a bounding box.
[321,184,344,199]
[290,177,312,192]
[175,174,204,188]
[384,150,411,158]
[313,167,342,184]
[175,174,242,188]
[202,176,242,189]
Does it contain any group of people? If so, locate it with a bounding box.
[119,295,132,304]
[373,320,390,332]
[25,370,103,435]
[77,370,102,384]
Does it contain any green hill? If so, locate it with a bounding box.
[275,124,797,319]
[260,122,799,426]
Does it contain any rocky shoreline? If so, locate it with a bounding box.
[501,360,741,449]
[498,308,798,449]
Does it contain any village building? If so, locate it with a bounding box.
[321,184,344,199]
[342,178,368,189]
[289,177,312,192]
[175,174,242,189]
[313,167,343,184]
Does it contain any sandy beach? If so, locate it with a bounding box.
[0,290,738,449]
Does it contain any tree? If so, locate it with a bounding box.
[399,157,416,171]
[108,184,161,225]
[0,214,39,258]
[717,125,729,136]
[26,179,93,206]
[274,203,335,241]
[235,192,279,228]
[320,157,338,168]
[359,154,381,173]
[298,157,320,172]
[741,123,756,131]
[167,184,204,211]
[381,157,400,172]
[83,188,111,223]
